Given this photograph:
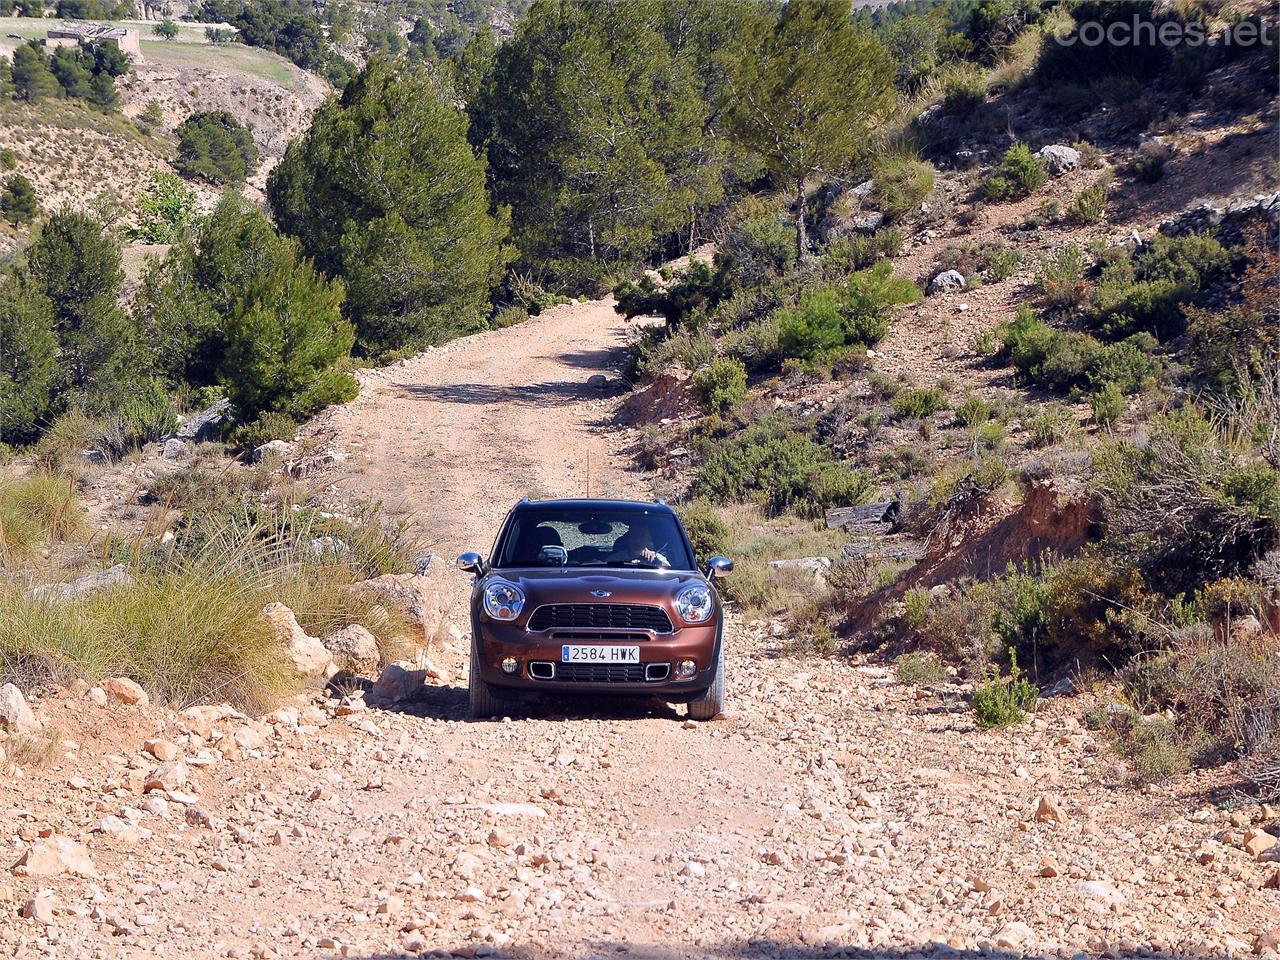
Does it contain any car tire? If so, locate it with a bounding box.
[468,641,504,720]
[686,640,725,722]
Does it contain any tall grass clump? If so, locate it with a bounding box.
[0,471,87,567]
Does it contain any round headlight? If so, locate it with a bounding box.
[674,584,714,624]
[482,580,525,621]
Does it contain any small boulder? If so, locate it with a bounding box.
[252,439,292,463]
[850,212,885,233]
[306,536,350,561]
[31,564,132,602]
[324,624,381,676]
[928,269,965,296]
[101,676,149,707]
[144,739,179,762]
[1034,794,1069,825]
[262,603,336,679]
[1037,144,1080,174]
[144,761,189,794]
[0,683,40,734]
[11,837,98,878]
[22,894,55,924]
[161,438,190,461]
[767,556,832,585]
[1245,829,1277,859]
[353,569,456,649]
[370,660,446,705]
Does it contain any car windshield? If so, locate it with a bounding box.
[495,507,695,570]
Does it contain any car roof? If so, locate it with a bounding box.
[509,498,675,513]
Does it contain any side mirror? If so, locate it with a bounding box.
[706,556,733,579]
[456,551,485,575]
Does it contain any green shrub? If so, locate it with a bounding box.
[632,325,716,379]
[694,357,748,414]
[614,260,723,328]
[891,387,946,421]
[1,174,38,226]
[902,587,931,629]
[841,261,921,344]
[0,148,16,170]
[715,206,796,290]
[955,394,993,428]
[776,287,846,360]
[1090,233,1230,340]
[1185,234,1277,393]
[822,228,903,273]
[1104,710,1192,782]
[696,414,874,518]
[972,650,1038,728]
[1091,382,1126,426]
[229,411,298,452]
[129,172,202,243]
[491,305,528,329]
[895,650,947,684]
[677,501,732,563]
[720,315,783,372]
[1093,405,1280,595]
[986,246,1020,281]
[1035,244,1089,312]
[982,143,1045,201]
[871,150,936,221]
[1028,405,1074,448]
[0,471,85,567]
[1068,179,1109,225]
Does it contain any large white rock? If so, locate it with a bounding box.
[928,269,965,296]
[0,683,39,734]
[352,560,458,649]
[11,837,98,878]
[262,603,336,679]
[1037,144,1080,174]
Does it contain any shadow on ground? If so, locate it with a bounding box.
[340,940,1243,960]
[366,680,685,724]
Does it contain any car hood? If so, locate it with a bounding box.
[485,567,706,607]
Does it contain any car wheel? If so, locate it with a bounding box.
[468,640,504,720]
[686,641,725,722]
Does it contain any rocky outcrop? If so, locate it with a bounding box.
[1160,192,1280,241]
[32,564,132,601]
[1037,144,1080,174]
[352,560,457,650]
[262,603,336,679]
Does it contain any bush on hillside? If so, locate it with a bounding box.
[694,357,748,414]
[696,414,874,518]
[1093,405,1280,596]
[614,260,724,328]
[1035,244,1090,312]
[870,150,935,222]
[716,206,796,290]
[0,271,59,446]
[891,387,946,421]
[130,172,203,244]
[982,143,1045,201]
[1091,233,1231,340]
[1185,231,1278,394]
[176,111,259,185]
[1,174,37,225]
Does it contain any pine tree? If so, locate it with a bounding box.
[88,70,121,111]
[0,271,61,445]
[11,43,59,103]
[268,57,512,356]
[26,208,132,395]
[194,196,355,421]
[0,174,38,225]
[474,0,725,279]
[723,0,896,260]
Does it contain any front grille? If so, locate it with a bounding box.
[550,662,648,683]
[529,604,673,633]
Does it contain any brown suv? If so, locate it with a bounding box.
[457,499,732,720]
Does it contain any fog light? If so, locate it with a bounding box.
[676,659,697,678]
[501,657,519,674]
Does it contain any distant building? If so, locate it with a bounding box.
[45,23,142,62]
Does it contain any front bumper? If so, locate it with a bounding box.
[473,616,721,700]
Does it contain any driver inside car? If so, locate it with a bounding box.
[606,519,669,567]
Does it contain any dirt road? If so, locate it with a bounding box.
[305,295,651,557]
[2,293,1276,959]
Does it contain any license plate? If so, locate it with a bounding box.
[561,644,640,663]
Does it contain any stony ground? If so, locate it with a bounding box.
[2,286,1278,960]
[2,625,1277,960]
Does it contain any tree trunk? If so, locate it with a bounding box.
[794,179,807,261]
